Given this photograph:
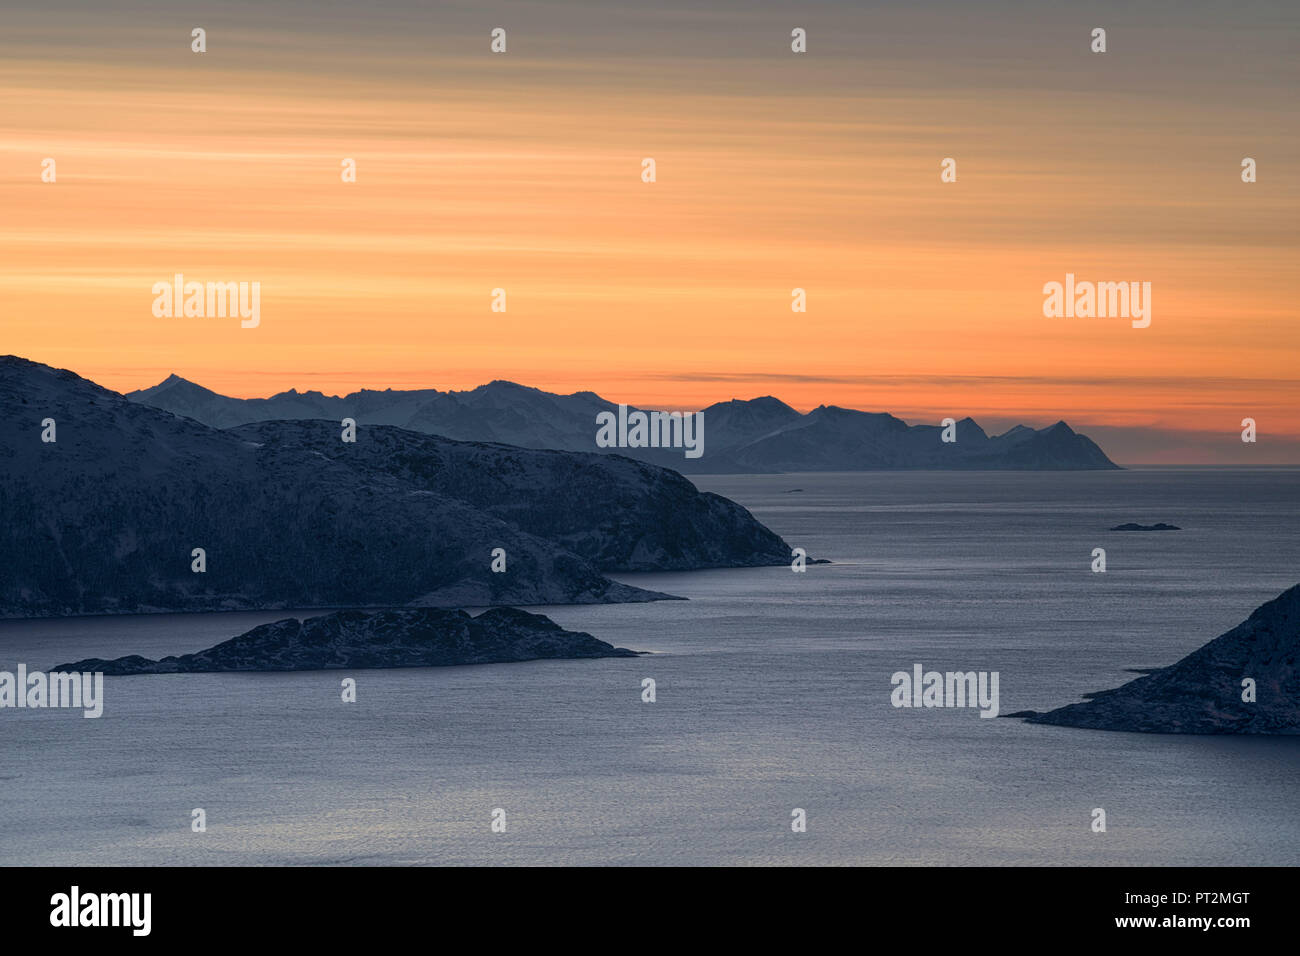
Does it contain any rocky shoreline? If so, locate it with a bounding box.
[1021,583,1300,734]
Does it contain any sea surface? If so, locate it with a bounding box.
[1,469,1297,866]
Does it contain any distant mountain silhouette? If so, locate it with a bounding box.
[0,357,792,618]
[128,375,1118,471]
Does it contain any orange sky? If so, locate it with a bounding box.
[2,4,1297,462]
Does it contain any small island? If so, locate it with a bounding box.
[54,607,643,674]
[1110,522,1181,531]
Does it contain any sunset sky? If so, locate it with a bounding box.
[2,0,1297,463]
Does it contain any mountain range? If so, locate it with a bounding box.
[127,375,1119,472]
[0,356,791,618]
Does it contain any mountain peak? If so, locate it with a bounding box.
[155,374,197,390]
[736,395,796,413]
[125,372,221,402]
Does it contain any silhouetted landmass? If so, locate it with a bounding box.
[228,418,791,573]
[1023,584,1300,734]
[54,607,640,673]
[128,375,1119,472]
[0,357,792,618]
[1110,522,1181,531]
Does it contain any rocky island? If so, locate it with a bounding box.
[1023,583,1300,734]
[54,607,642,674]
[1110,522,1181,531]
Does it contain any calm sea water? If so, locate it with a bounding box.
[1,469,1297,865]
